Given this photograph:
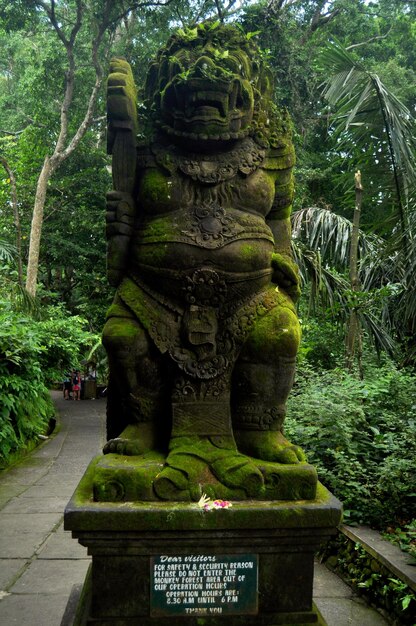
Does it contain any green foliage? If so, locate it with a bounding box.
[286,360,416,526]
[0,238,15,262]
[34,306,100,385]
[320,39,416,194]
[297,311,344,370]
[0,298,99,465]
[0,300,53,463]
[322,535,416,624]
[38,144,113,330]
[383,520,416,564]
[292,206,411,359]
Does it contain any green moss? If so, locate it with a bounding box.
[155,436,265,501]
[245,303,300,357]
[271,253,299,282]
[118,279,153,329]
[103,315,140,340]
[239,243,256,259]
[141,215,177,241]
[140,170,173,209]
[107,58,137,133]
[273,203,293,221]
[275,179,294,199]
[93,452,164,502]
[71,455,102,505]
[67,465,342,532]
[143,23,293,149]
[106,295,135,320]
[137,243,170,266]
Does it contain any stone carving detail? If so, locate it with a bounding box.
[183,268,228,306]
[166,137,266,183]
[183,205,238,249]
[102,22,306,502]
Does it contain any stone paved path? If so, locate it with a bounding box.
[0,391,388,625]
[0,391,105,625]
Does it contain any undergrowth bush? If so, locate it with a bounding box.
[286,360,416,527]
[0,300,98,465]
[0,303,53,464]
[34,304,100,384]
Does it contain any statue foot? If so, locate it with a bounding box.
[103,423,157,456]
[153,436,264,501]
[234,430,306,464]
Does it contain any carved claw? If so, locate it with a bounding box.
[272,444,306,464]
[103,438,144,456]
[153,436,264,501]
[103,423,160,457]
[234,430,307,465]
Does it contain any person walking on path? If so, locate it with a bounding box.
[63,373,72,400]
[72,370,81,401]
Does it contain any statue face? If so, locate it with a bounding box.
[160,45,255,139]
[145,26,272,143]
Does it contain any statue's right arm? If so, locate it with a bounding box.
[106,58,138,287]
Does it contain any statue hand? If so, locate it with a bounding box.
[106,190,135,227]
[271,253,301,303]
[107,57,138,153]
[106,190,135,287]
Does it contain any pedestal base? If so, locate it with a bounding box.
[92,453,318,502]
[64,462,342,625]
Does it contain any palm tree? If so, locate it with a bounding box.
[301,40,416,364]
[319,39,416,238]
[292,207,397,360]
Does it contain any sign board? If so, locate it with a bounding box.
[150,553,258,617]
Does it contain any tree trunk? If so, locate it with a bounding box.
[25,156,53,296]
[346,170,363,376]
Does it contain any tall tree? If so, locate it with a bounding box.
[23,1,161,296]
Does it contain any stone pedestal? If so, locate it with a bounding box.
[64,459,342,625]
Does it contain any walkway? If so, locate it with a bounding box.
[0,392,388,625]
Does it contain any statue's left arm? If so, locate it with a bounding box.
[265,144,301,304]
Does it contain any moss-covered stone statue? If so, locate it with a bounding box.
[101,22,311,502]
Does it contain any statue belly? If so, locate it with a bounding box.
[129,207,275,304]
[130,238,274,305]
[133,237,273,270]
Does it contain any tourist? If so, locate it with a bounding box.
[63,373,72,400]
[72,370,81,401]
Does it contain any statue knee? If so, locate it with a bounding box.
[102,316,147,362]
[242,305,301,363]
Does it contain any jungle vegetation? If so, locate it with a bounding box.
[0,1,415,534]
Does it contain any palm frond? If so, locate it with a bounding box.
[0,239,16,263]
[320,39,416,221]
[292,206,377,269]
[360,310,397,357]
[13,284,43,319]
[292,239,349,314]
[292,209,398,357]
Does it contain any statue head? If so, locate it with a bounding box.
[144,22,287,147]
